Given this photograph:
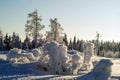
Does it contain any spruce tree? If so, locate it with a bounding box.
[4,33,11,50]
[0,28,4,51]
[73,36,76,50]
[68,39,73,50]
[63,34,68,46]
[11,32,22,49]
[23,36,31,49]
[0,37,4,51]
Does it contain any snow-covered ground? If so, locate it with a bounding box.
[0,54,120,80]
[0,41,120,80]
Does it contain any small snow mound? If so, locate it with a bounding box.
[76,59,113,80]
[7,48,42,64]
[11,48,22,54]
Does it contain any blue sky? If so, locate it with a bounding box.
[0,0,120,42]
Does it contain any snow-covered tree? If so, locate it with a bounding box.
[77,39,84,52]
[68,39,73,50]
[0,28,3,37]
[46,18,64,43]
[11,32,22,49]
[23,36,31,49]
[0,28,4,51]
[83,42,95,70]
[95,32,101,56]
[0,37,4,51]
[37,41,83,75]
[73,36,77,50]
[4,33,11,50]
[63,34,68,46]
[25,9,45,48]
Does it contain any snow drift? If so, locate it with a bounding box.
[7,48,42,64]
[76,59,113,80]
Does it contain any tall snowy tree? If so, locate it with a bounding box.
[95,32,101,56]
[46,18,64,43]
[25,9,45,48]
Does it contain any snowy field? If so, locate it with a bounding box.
[0,53,81,80]
[0,54,120,80]
[0,41,120,80]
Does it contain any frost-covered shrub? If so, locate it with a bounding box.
[37,41,84,75]
[7,48,41,64]
[76,59,113,80]
[37,41,71,74]
[68,50,84,75]
[105,51,119,58]
[25,52,36,61]
[82,42,94,70]
[10,57,30,64]
[32,48,42,57]
[7,48,23,61]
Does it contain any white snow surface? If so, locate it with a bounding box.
[0,41,120,80]
[76,59,113,80]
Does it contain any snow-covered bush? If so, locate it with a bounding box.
[37,41,84,75]
[68,50,84,75]
[7,48,23,61]
[37,41,70,74]
[32,48,42,57]
[76,59,113,80]
[105,50,119,58]
[7,48,41,64]
[25,52,36,61]
[82,42,94,70]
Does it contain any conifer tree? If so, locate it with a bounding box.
[25,9,44,48]
[11,32,22,49]
[0,37,4,51]
[23,36,31,49]
[0,28,4,51]
[68,39,73,50]
[73,36,77,50]
[4,33,11,50]
[63,33,68,46]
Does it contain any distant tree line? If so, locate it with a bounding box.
[67,35,120,58]
[0,32,67,51]
[0,32,22,51]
